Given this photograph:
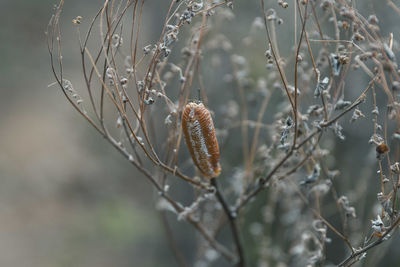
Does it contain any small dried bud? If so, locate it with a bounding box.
[120,78,128,85]
[384,43,396,61]
[350,108,365,122]
[376,143,389,154]
[330,53,342,76]
[372,107,379,115]
[339,55,349,65]
[265,50,272,59]
[371,215,384,234]
[392,81,400,91]
[393,132,400,140]
[266,9,277,21]
[278,0,289,8]
[334,99,351,110]
[72,16,82,24]
[143,44,152,54]
[353,32,365,41]
[341,21,349,30]
[144,97,154,105]
[391,162,400,174]
[314,77,329,97]
[368,14,379,24]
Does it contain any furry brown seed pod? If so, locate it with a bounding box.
[182,102,221,178]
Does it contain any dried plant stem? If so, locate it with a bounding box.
[211,178,245,267]
[235,79,372,212]
[261,0,294,111]
[47,2,240,263]
[293,0,308,149]
[286,178,354,253]
[48,0,400,265]
[388,0,400,16]
[247,89,274,182]
[338,215,400,267]
[378,160,385,195]
[108,134,236,262]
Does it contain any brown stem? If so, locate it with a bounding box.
[338,215,400,267]
[211,178,245,267]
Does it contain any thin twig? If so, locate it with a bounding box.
[211,178,245,267]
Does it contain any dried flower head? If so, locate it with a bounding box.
[376,143,389,154]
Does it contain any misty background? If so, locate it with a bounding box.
[1,0,400,266]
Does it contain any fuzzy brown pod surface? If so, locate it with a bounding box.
[182,102,221,178]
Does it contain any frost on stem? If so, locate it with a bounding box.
[300,164,321,186]
[59,79,86,113]
[329,122,345,141]
[177,196,205,221]
[338,196,356,218]
[334,99,352,110]
[169,63,186,83]
[377,192,393,218]
[280,117,293,145]
[350,108,365,123]
[371,215,385,236]
[314,77,329,97]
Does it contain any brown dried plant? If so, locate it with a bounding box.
[47,0,400,266]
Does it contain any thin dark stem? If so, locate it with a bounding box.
[292,0,308,150]
[106,135,236,262]
[236,149,294,212]
[211,178,245,267]
[261,0,295,111]
[338,215,400,267]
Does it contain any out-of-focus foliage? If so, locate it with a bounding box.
[2,0,400,266]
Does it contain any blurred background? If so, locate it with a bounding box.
[1,0,400,266]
